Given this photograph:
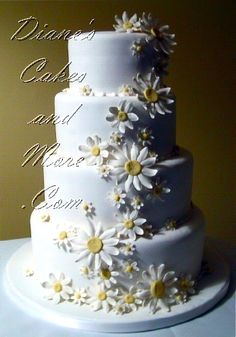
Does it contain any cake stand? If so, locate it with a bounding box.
[3,240,230,333]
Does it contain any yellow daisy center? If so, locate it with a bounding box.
[123,21,133,30]
[118,110,128,122]
[100,268,111,280]
[124,219,135,229]
[53,281,62,293]
[153,184,163,196]
[144,87,159,103]
[83,203,89,211]
[150,280,166,298]
[126,264,134,273]
[98,291,107,301]
[124,293,135,304]
[114,135,121,142]
[124,160,142,176]
[113,193,121,202]
[59,231,68,240]
[135,44,143,53]
[90,145,101,156]
[87,237,103,254]
[180,279,190,291]
[126,244,132,252]
[74,291,82,299]
[141,131,150,140]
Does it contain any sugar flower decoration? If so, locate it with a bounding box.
[113,11,140,33]
[133,69,174,118]
[178,274,196,296]
[24,267,34,277]
[108,186,126,209]
[113,303,126,315]
[164,218,177,231]
[110,143,158,192]
[80,265,94,279]
[118,286,143,312]
[40,213,50,222]
[116,209,146,240]
[131,39,147,56]
[87,283,118,312]
[110,131,125,146]
[41,273,73,304]
[137,127,154,146]
[118,84,134,97]
[71,288,88,305]
[140,12,176,55]
[81,201,95,217]
[120,242,136,256]
[130,195,144,210]
[53,225,77,252]
[147,177,171,201]
[79,135,109,165]
[97,164,112,179]
[97,264,119,288]
[79,84,93,96]
[73,222,119,269]
[142,223,154,239]
[106,100,139,134]
[122,259,139,279]
[138,264,178,313]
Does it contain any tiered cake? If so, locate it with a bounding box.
[30,12,205,314]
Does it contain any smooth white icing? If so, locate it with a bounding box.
[54,92,176,157]
[68,32,159,92]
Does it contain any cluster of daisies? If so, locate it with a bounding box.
[41,263,196,314]
[114,11,176,77]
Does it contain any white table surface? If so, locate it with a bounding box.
[0,238,235,337]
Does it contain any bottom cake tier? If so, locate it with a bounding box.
[30,205,205,313]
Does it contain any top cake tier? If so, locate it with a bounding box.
[68,32,160,93]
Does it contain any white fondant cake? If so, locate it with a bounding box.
[29,11,206,317]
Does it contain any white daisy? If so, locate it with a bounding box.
[147,177,171,201]
[178,274,196,296]
[87,283,118,312]
[108,186,126,209]
[110,131,125,146]
[116,209,146,240]
[81,201,95,217]
[137,127,155,146]
[79,84,93,96]
[96,264,119,288]
[130,195,144,210]
[113,11,140,33]
[140,12,176,55]
[106,100,138,134]
[133,68,174,118]
[122,259,139,279]
[131,39,147,56]
[138,264,178,313]
[40,213,50,222]
[110,143,158,192]
[71,288,88,305]
[80,265,94,279]
[97,164,112,179]
[175,291,188,304]
[53,225,77,252]
[41,273,73,304]
[113,303,126,315]
[79,135,109,166]
[73,222,119,269]
[118,84,134,97]
[164,218,177,231]
[120,242,136,256]
[118,286,143,312]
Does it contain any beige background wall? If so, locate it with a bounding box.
[0,0,235,243]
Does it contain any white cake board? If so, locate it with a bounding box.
[3,241,230,333]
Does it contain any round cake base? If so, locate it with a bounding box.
[4,241,230,333]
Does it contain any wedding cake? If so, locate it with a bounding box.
[30,12,205,315]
